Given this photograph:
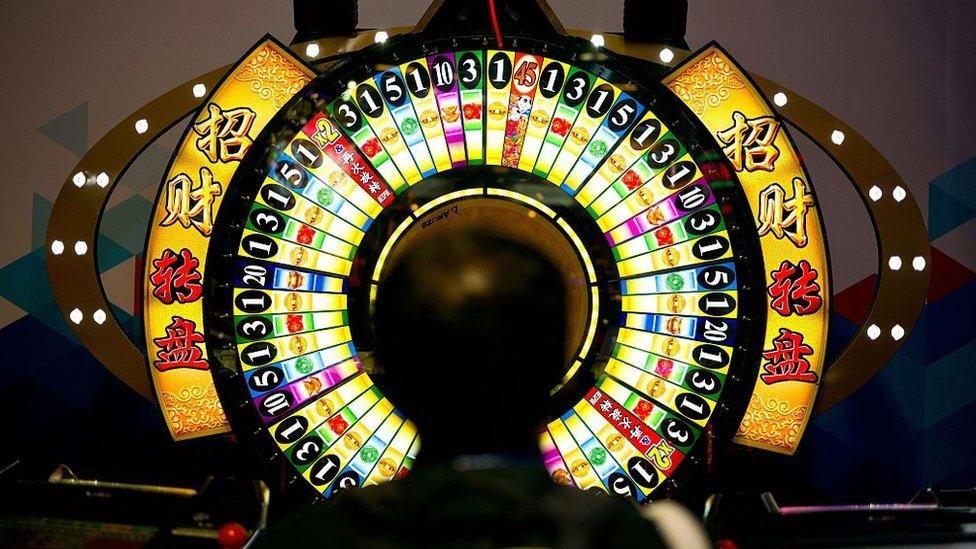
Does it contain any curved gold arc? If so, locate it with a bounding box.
[750,74,930,414]
[601,39,928,416]
[45,65,230,399]
[44,30,387,401]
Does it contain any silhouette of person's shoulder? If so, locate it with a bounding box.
[255,462,665,548]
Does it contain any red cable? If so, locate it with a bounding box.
[488,0,504,48]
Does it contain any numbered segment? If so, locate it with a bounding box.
[364,422,418,486]
[621,290,738,318]
[621,262,738,295]
[265,167,372,232]
[605,359,714,427]
[546,79,619,186]
[562,410,643,501]
[246,204,356,260]
[518,58,568,172]
[540,430,576,487]
[612,205,726,261]
[613,338,729,394]
[547,419,605,491]
[622,313,738,347]
[351,80,424,185]
[255,178,365,246]
[615,233,733,278]
[400,59,453,172]
[239,230,352,276]
[584,385,685,475]
[324,409,405,497]
[561,93,643,193]
[576,114,666,207]
[375,68,437,177]
[455,51,485,165]
[239,324,353,373]
[501,52,543,168]
[270,373,373,452]
[427,53,467,166]
[597,376,700,455]
[252,356,360,420]
[587,136,689,218]
[485,50,515,165]
[326,97,408,192]
[533,67,592,176]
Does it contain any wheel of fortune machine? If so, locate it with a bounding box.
[195,30,795,503]
[48,0,932,512]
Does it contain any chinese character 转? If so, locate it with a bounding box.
[149,248,202,304]
[768,259,823,316]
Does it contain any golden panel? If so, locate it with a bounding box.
[664,44,830,454]
[143,38,315,441]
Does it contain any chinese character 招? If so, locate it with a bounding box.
[193,103,256,163]
[768,259,823,316]
[716,111,781,172]
[760,328,818,384]
[756,177,815,247]
[149,248,202,304]
[152,316,208,372]
[161,167,223,236]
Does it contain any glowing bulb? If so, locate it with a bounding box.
[891,324,905,341]
[93,309,107,325]
[305,43,320,58]
[374,30,389,43]
[868,186,882,201]
[888,255,902,270]
[69,308,83,324]
[95,172,110,188]
[659,48,675,63]
[192,83,207,98]
[831,130,845,145]
[773,92,788,107]
[867,324,881,340]
[135,119,149,134]
[912,256,926,271]
[74,241,88,255]
[72,172,87,187]
[51,240,65,255]
[893,186,906,202]
[590,34,605,47]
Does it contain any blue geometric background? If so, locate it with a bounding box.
[1,104,973,501]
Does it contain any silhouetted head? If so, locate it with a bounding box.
[374,229,567,459]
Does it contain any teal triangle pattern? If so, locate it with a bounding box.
[930,156,976,211]
[31,193,53,250]
[37,102,89,156]
[928,184,976,240]
[99,195,152,254]
[923,338,976,428]
[96,234,134,273]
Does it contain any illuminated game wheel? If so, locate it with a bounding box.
[193,33,772,502]
[45,0,930,511]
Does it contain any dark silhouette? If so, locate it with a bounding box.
[256,229,668,548]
